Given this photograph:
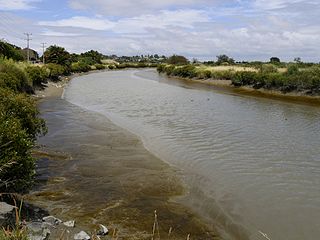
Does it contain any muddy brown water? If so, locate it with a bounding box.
[28,92,217,239]
[29,69,320,240]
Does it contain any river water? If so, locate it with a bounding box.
[64,69,320,240]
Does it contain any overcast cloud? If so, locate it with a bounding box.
[0,0,319,61]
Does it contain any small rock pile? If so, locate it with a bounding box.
[0,202,109,240]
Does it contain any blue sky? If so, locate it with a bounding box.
[0,0,319,62]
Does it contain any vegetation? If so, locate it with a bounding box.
[0,41,24,62]
[157,62,320,95]
[216,54,235,65]
[0,59,47,193]
[44,45,71,67]
[167,55,189,65]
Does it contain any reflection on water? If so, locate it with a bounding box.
[64,69,320,240]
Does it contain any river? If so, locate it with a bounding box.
[54,69,320,239]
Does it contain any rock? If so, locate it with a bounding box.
[27,222,43,234]
[0,202,16,227]
[42,216,62,225]
[42,228,51,239]
[97,224,109,236]
[27,221,50,240]
[63,220,75,228]
[74,231,90,240]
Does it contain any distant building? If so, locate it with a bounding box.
[20,48,39,62]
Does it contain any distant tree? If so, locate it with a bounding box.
[167,55,189,65]
[216,54,235,65]
[44,45,71,66]
[294,57,302,64]
[80,50,103,64]
[270,57,281,63]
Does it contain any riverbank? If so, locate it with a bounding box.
[157,64,320,105]
[162,73,320,106]
[27,71,220,239]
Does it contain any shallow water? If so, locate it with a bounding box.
[63,69,320,240]
[32,95,216,239]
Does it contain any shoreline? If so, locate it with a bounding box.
[163,74,320,106]
[29,70,221,239]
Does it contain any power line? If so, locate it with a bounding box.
[24,33,32,62]
[41,42,47,64]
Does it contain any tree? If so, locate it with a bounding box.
[270,57,281,63]
[294,57,302,64]
[80,50,103,64]
[0,40,24,61]
[44,45,71,66]
[167,55,189,65]
[216,54,235,65]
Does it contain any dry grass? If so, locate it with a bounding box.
[197,65,257,72]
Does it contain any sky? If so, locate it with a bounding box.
[0,0,319,62]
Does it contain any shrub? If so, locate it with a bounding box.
[0,88,46,192]
[260,64,278,74]
[232,71,258,86]
[71,62,91,73]
[167,55,189,65]
[0,72,21,92]
[196,70,212,79]
[157,64,166,73]
[94,64,106,70]
[25,66,48,86]
[45,63,67,80]
[163,65,176,75]
[287,64,299,75]
[0,59,30,92]
[172,65,197,78]
[108,65,116,70]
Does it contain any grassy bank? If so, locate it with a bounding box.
[157,63,320,95]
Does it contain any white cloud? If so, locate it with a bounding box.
[0,0,40,11]
[68,0,228,16]
[41,30,82,37]
[37,10,209,33]
[38,16,115,31]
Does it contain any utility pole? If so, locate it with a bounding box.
[24,33,32,63]
[41,42,47,64]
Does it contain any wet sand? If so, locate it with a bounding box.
[28,80,219,239]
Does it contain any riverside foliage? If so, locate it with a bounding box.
[0,58,47,192]
[157,63,320,94]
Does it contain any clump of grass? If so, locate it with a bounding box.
[0,198,28,240]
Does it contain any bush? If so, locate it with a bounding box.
[167,55,189,65]
[232,71,258,86]
[0,59,30,92]
[163,65,176,75]
[25,66,48,86]
[172,65,197,78]
[0,88,46,192]
[94,64,106,70]
[260,64,278,74]
[108,65,116,70]
[71,61,91,73]
[196,70,212,79]
[287,64,299,75]
[157,64,166,73]
[45,63,66,80]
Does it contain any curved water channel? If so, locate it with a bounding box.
[63,69,320,240]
